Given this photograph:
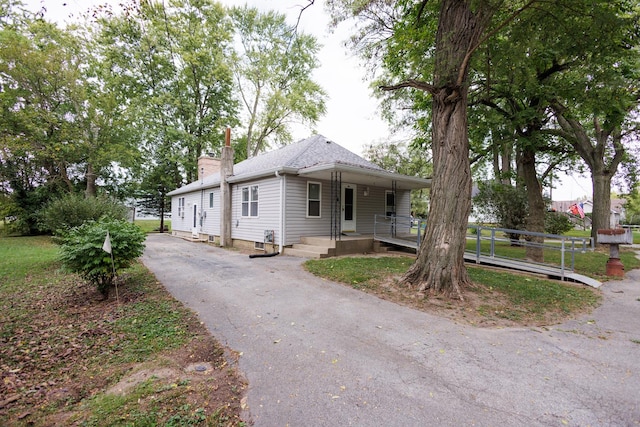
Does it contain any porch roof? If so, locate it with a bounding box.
[298,162,431,190]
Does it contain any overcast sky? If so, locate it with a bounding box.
[23,0,592,201]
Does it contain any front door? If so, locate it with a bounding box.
[341,183,357,232]
[192,203,198,238]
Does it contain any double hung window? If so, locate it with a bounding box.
[307,182,321,217]
[242,185,259,217]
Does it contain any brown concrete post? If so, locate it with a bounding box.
[597,228,632,279]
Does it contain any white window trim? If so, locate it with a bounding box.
[241,185,259,218]
[306,181,322,218]
[178,197,185,218]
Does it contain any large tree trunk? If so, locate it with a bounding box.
[85,163,97,198]
[401,1,488,299]
[402,93,472,298]
[520,147,545,262]
[592,171,613,235]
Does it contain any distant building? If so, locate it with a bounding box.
[550,199,626,228]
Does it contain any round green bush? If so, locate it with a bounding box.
[545,211,574,235]
[58,218,146,298]
[37,193,128,235]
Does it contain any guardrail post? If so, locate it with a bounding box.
[561,237,566,280]
[374,215,377,241]
[571,238,576,272]
[476,225,481,263]
[490,228,496,258]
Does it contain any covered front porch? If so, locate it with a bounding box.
[284,235,382,258]
[296,165,430,241]
[283,215,421,258]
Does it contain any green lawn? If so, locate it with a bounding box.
[133,218,171,233]
[304,256,601,325]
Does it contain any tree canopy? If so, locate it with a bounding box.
[230,5,326,159]
[0,0,327,233]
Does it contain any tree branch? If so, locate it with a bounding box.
[456,0,539,87]
[293,0,314,34]
[379,79,435,94]
[537,59,571,81]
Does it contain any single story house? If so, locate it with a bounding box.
[167,134,431,256]
[552,199,626,228]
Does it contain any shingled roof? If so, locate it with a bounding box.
[168,134,429,196]
[233,134,384,177]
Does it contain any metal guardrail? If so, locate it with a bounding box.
[373,216,594,281]
[468,224,593,280]
[374,215,426,248]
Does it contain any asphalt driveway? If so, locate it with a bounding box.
[141,234,640,426]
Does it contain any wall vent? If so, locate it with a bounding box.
[254,241,265,250]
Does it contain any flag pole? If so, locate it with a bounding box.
[111,250,118,304]
[103,230,119,304]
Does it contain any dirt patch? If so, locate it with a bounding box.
[0,267,246,426]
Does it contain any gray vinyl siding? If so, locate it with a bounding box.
[171,192,203,233]
[353,187,410,234]
[396,191,411,217]
[284,177,333,244]
[201,189,220,236]
[231,177,281,244]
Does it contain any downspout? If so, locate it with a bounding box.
[275,170,285,253]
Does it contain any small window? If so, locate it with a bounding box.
[241,185,258,217]
[209,192,214,208]
[385,191,395,217]
[307,182,321,217]
[178,197,185,217]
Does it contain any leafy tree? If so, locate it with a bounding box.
[544,211,573,236]
[58,218,146,299]
[229,6,326,159]
[96,0,238,184]
[549,107,638,241]
[472,181,528,242]
[0,3,140,234]
[0,15,83,232]
[623,187,640,225]
[136,158,182,233]
[330,0,639,296]
[470,0,640,245]
[329,0,540,298]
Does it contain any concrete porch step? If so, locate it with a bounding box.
[291,243,335,256]
[285,247,330,259]
[299,236,337,248]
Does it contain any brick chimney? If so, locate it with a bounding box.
[197,155,221,181]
